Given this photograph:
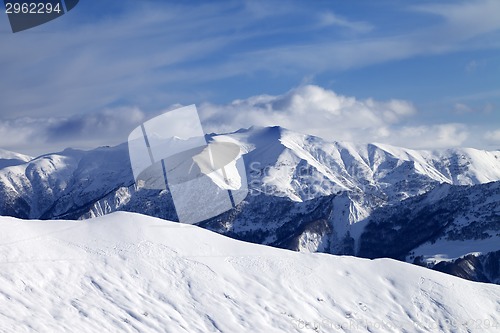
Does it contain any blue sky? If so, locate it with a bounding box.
[0,0,499,155]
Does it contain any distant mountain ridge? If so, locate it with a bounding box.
[1,126,499,283]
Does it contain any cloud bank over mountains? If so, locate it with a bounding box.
[0,107,145,154]
[2,85,497,155]
[200,85,486,150]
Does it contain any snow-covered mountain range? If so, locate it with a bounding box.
[1,126,499,283]
[0,212,498,332]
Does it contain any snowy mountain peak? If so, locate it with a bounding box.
[227,126,500,203]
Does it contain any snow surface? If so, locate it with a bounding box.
[0,149,32,169]
[0,212,498,333]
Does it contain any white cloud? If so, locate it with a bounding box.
[0,107,145,155]
[1,0,500,123]
[453,102,495,114]
[413,0,500,38]
[465,60,479,73]
[0,118,44,148]
[199,85,414,139]
[0,2,251,119]
[454,103,474,114]
[484,129,500,143]
[237,0,500,73]
[199,85,471,149]
[393,124,469,149]
[318,12,373,33]
[0,85,490,154]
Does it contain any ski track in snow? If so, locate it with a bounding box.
[0,212,498,333]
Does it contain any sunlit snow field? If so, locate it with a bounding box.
[0,212,498,332]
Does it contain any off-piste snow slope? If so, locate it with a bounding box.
[0,212,498,333]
